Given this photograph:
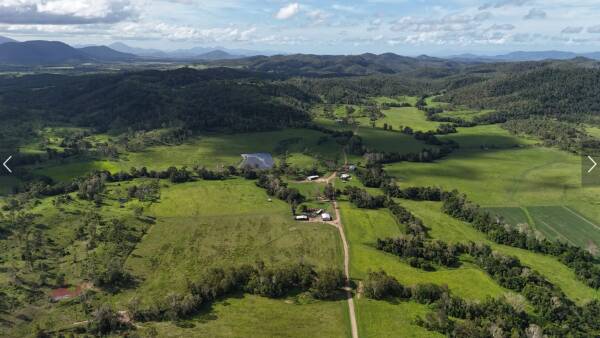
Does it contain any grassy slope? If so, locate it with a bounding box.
[357,107,442,132]
[114,178,349,337]
[2,179,350,337]
[338,201,505,338]
[399,200,600,305]
[31,128,344,182]
[314,118,430,156]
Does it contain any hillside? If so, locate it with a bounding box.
[0,40,92,65]
[442,64,600,121]
[78,45,137,61]
[0,35,16,44]
[0,67,314,132]
[216,53,465,76]
[0,41,141,65]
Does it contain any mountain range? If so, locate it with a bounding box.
[3,35,600,66]
[450,50,600,62]
[0,39,137,65]
[108,42,279,59]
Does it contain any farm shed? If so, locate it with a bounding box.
[294,215,309,221]
[307,175,320,181]
[240,153,275,169]
[321,213,332,221]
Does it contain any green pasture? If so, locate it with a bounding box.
[1,178,349,337]
[397,200,600,305]
[436,109,495,122]
[528,206,600,249]
[356,299,441,338]
[439,124,538,150]
[32,128,345,182]
[148,295,350,338]
[338,200,509,336]
[315,117,431,155]
[338,201,508,301]
[356,107,442,132]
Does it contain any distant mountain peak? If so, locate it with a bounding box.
[0,35,16,44]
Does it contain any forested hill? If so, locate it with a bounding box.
[0,67,315,132]
[441,63,600,121]
[216,53,465,77]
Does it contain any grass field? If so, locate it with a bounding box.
[387,141,600,251]
[485,207,530,226]
[586,125,600,138]
[372,96,418,106]
[439,124,538,150]
[314,118,432,156]
[147,295,350,338]
[337,200,509,337]
[356,300,441,338]
[357,107,442,132]
[31,128,344,182]
[396,200,600,305]
[436,109,495,122]
[2,178,350,337]
[528,206,600,249]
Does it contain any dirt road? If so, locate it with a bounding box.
[295,171,359,337]
[326,172,359,338]
[332,199,359,338]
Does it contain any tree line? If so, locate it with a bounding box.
[385,184,600,289]
[125,262,343,324]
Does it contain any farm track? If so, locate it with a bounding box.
[326,172,359,338]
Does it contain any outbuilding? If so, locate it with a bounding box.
[321,213,332,221]
[307,175,320,181]
[340,173,351,180]
[294,215,309,221]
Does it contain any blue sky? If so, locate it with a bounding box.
[2,0,600,55]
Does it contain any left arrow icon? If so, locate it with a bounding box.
[3,156,12,173]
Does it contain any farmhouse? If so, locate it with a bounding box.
[240,153,275,169]
[321,213,332,221]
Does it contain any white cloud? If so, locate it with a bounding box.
[275,3,300,20]
[523,8,546,20]
[0,0,137,25]
[561,26,583,34]
[488,24,516,31]
[390,12,492,34]
[479,0,530,10]
[588,25,600,33]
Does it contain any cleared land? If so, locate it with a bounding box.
[1,179,350,337]
[31,128,345,182]
[356,107,442,132]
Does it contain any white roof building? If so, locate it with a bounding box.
[307,175,320,181]
[321,213,332,221]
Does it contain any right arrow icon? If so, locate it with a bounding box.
[588,156,597,173]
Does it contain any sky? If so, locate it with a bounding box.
[2,0,600,56]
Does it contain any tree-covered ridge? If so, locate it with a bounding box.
[441,66,600,122]
[215,53,466,77]
[0,67,315,133]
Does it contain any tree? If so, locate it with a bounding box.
[323,183,337,200]
[311,268,344,299]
